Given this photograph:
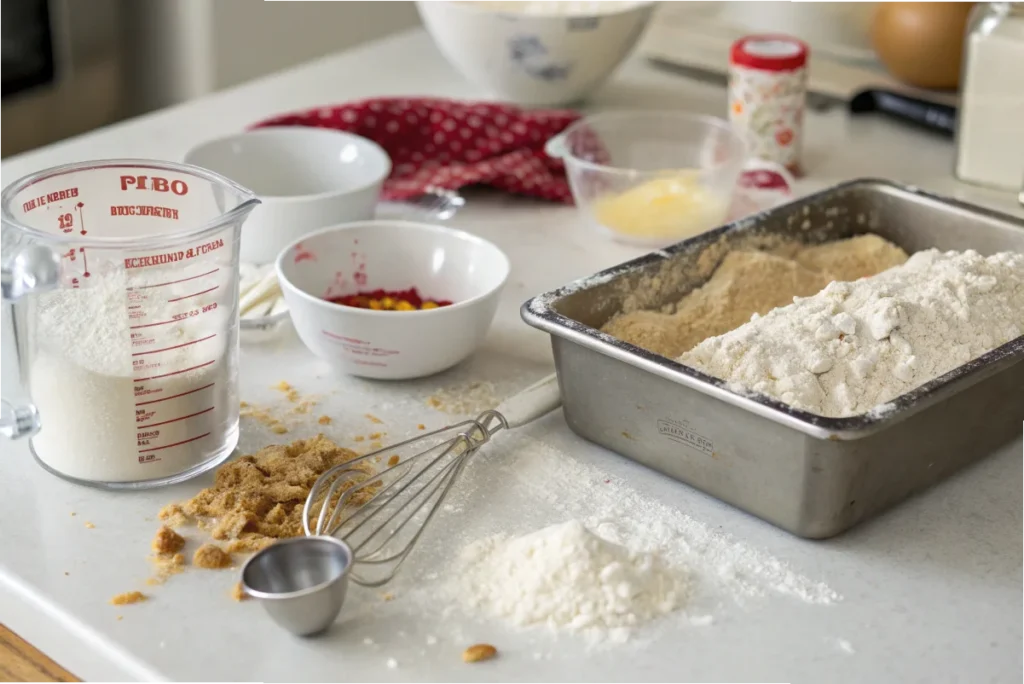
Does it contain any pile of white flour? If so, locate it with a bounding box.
[679,249,1024,417]
[30,265,233,483]
[457,520,687,644]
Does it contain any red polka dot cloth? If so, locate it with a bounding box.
[251,98,581,204]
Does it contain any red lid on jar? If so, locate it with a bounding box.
[730,35,809,71]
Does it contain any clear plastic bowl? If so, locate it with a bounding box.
[546,112,753,247]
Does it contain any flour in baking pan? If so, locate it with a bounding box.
[680,249,1024,417]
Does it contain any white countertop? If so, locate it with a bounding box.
[1,29,1021,683]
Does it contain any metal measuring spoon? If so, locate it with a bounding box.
[240,536,354,637]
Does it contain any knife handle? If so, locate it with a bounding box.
[850,90,957,138]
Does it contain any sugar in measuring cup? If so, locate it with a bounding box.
[1,160,260,488]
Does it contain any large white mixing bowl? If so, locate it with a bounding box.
[417,1,657,107]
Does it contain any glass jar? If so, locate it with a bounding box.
[955,2,1024,191]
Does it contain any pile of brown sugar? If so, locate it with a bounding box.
[158,434,374,554]
[601,234,909,358]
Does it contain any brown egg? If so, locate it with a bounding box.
[872,2,974,90]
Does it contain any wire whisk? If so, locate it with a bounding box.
[302,373,561,587]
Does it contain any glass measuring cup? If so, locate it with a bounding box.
[1,160,259,489]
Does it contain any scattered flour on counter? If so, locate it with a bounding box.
[457,520,688,644]
[438,434,841,613]
[680,249,1024,417]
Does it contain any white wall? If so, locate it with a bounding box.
[208,0,422,91]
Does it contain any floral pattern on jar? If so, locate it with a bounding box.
[728,36,808,176]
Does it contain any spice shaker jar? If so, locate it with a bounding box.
[955,2,1024,192]
[728,35,809,176]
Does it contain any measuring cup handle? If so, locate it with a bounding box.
[1,399,40,440]
[2,243,62,301]
[2,244,60,440]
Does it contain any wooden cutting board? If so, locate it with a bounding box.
[0,624,78,682]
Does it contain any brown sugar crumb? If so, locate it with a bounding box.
[240,403,286,429]
[370,441,383,450]
[117,615,123,621]
[463,644,498,663]
[290,400,318,415]
[427,381,498,416]
[369,432,383,440]
[272,381,302,403]
[417,424,426,430]
[110,591,146,606]
[84,521,95,529]
[270,425,289,435]
[225,537,276,554]
[151,526,185,554]
[239,401,249,408]
[70,512,76,517]
[148,552,185,585]
[318,415,332,425]
[381,592,395,602]
[193,544,232,569]
[354,435,365,442]
[365,413,383,424]
[387,455,400,467]
[211,510,254,541]
[157,435,375,556]
[158,503,188,528]
[231,582,250,602]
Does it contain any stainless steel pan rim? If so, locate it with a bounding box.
[522,178,1024,441]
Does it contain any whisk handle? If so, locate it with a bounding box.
[495,373,562,428]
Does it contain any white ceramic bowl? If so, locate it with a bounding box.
[185,127,391,264]
[276,220,510,380]
[416,1,658,107]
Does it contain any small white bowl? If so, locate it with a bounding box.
[276,220,510,380]
[185,127,391,264]
[416,1,657,107]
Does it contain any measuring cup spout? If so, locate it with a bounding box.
[225,195,261,226]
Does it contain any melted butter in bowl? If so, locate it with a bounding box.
[592,170,731,245]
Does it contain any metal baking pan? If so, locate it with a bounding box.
[522,179,1024,539]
